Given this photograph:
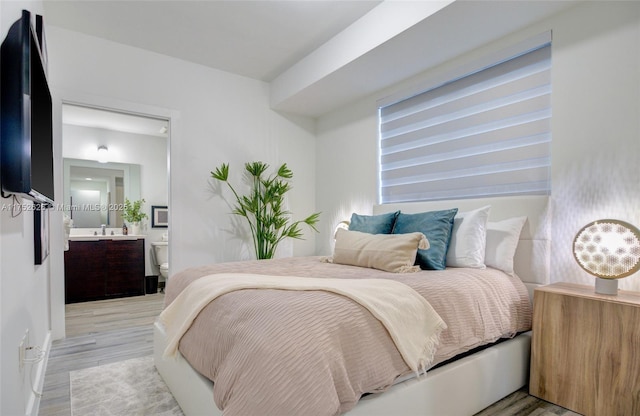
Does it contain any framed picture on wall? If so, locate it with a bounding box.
[151,205,168,228]
[34,203,50,265]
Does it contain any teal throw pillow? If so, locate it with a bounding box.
[393,208,458,270]
[349,211,399,234]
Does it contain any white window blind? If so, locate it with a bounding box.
[379,42,551,204]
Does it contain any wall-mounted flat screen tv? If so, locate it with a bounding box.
[1,10,54,206]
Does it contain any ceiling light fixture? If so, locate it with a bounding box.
[97,145,109,163]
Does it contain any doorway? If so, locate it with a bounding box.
[61,103,170,327]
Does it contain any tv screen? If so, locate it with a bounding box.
[1,10,54,205]
[29,30,54,203]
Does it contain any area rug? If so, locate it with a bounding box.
[70,356,184,416]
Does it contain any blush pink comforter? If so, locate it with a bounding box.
[163,256,532,416]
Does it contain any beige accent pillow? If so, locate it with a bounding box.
[331,229,429,273]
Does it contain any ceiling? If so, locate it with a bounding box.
[43,0,381,82]
[47,0,580,122]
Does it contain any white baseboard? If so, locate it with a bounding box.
[25,330,51,416]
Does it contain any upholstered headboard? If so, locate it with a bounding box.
[373,195,551,298]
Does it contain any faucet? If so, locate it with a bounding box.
[101,224,106,236]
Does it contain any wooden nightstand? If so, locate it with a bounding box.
[529,282,640,416]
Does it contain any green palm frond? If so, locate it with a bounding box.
[245,161,269,178]
[210,163,229,182]
[277,163,293,179]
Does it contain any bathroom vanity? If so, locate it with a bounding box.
[64,236,145,303]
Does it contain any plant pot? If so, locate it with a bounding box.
[130,222,142,235]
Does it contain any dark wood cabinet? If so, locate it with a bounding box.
[64,239,145,303]
[64,241,107,303]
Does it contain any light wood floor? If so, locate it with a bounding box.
[64,293,165,337]
[38,293,577,416]
[39,293,165,416]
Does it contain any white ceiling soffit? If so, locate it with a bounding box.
[271,0,580,117]
[270,1,454,111]
[63,104,169,138]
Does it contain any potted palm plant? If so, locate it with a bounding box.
[122,198,148,235]
[211,161,320,259]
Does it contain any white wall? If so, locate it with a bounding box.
[547,1,640,290]
[316,1,640,291]
[0,3,54,416]
[2,1,634,414]
[63,124,169,276]
[45,24,317,339]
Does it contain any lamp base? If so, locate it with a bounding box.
[595,278,618,295]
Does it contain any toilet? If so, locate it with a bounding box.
[151,234,169,282]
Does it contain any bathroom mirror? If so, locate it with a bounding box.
[63,158,141,228]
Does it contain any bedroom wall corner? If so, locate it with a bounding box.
[269,111,318,258]
[315,99,380,256]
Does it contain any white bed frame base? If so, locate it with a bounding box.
[351,333,530,415]
[155,322,530,416]
[154,195,550,415]
[154,322,218,416]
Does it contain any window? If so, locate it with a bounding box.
[379,37,551,204]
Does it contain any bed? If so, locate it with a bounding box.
[154,195,551,416]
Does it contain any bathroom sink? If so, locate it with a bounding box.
[68,234,145,241]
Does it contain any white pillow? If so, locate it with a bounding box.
[446,205,491,268]
[485,216,527,275]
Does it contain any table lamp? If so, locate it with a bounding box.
[573,219,640,295]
